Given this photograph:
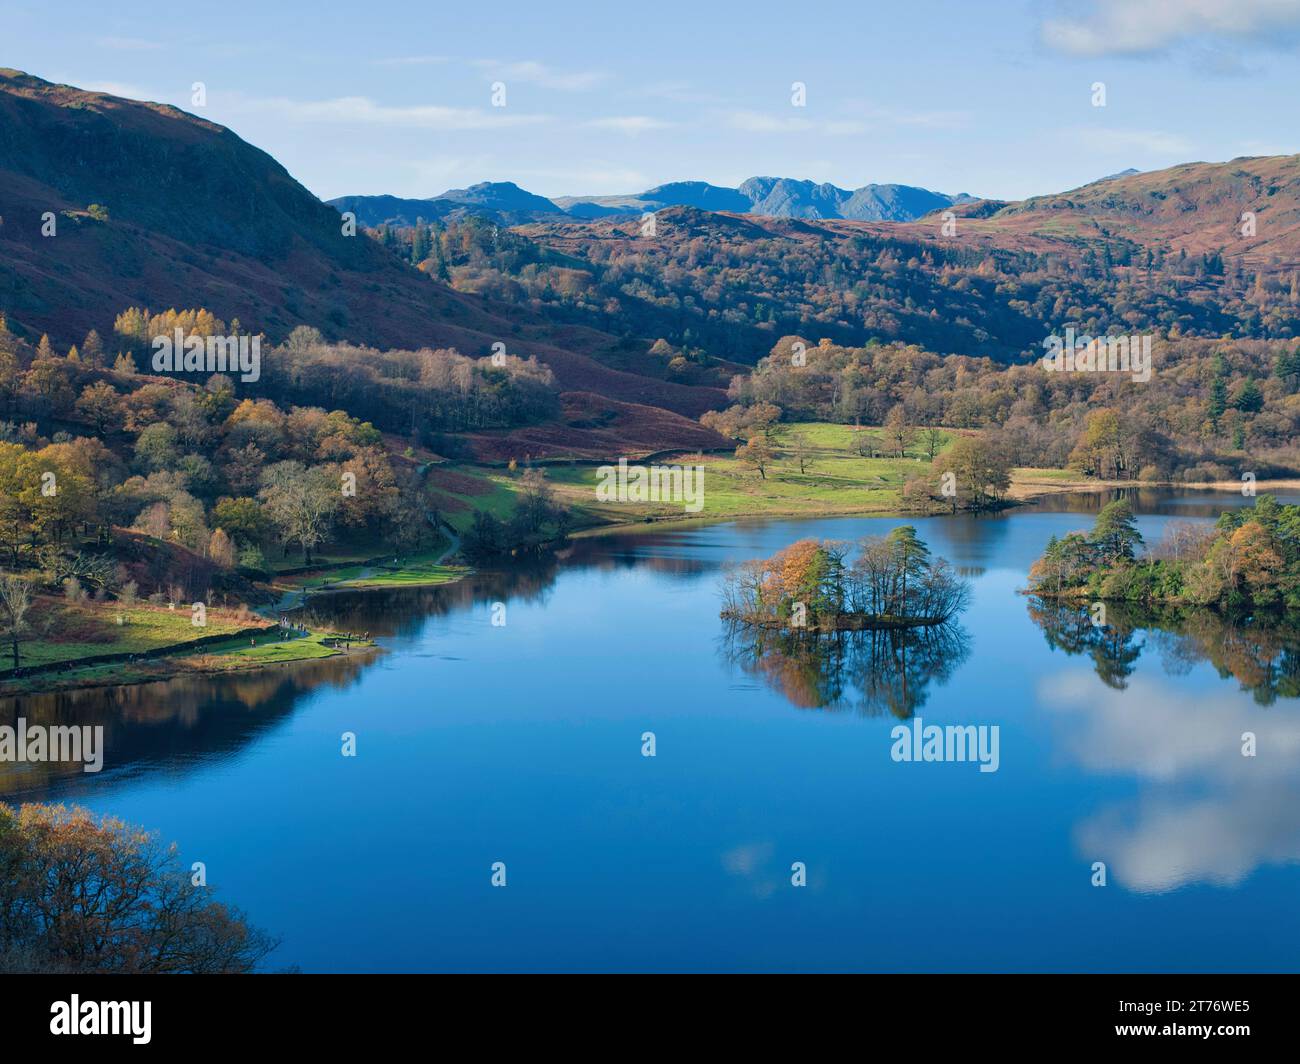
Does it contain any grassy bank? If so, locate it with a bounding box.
[274,545,469,593]
[0,620,378,696]
[433,423,949,527]
[2,600,271,674]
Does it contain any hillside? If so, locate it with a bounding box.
[505,158,1300,363]
[976,155,1300,271]
[0,70,728,450]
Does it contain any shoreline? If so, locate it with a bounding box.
[5,476,1286,697]
[0,621,382,699]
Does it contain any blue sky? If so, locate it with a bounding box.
[5,0,1300,202]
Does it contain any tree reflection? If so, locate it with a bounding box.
[719,621,970,718]
[1027,598,1300,703]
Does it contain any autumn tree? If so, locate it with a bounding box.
[75,381,122,435]
[884,404,914,457]
[258,462,341,563]
[788,431,811,474]
[0,571,33,670]
[0,804,276,973]
[736,435,775,480]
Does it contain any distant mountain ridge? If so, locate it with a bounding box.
[333,176,975,226]
[330,181,567,227]
[557,176,976,221]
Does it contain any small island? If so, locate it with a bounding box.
[1028,495,1300,611]
[720,527,970,632]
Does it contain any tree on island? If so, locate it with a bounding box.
[1091,499,1143,564]
[1028,493,1300,611]
[722,529,968,630]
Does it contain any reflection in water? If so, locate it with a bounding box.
[1040,671,1300,894]
[9,490,1300,967]
[0,653,372,801]
[1021,485,1283,520]
[1030,597,1300,893]
[719,621,970,718]
[0,559,585,804]
[1028,598,1300,703]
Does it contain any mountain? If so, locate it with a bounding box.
[977,155,1300,266]
[553,181,752,218]
[329,182,564,227]
[556,177,973,221]
[509,156,1300,365]
[0,70,730,455]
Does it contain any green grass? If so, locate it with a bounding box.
[264,544,380,574]
[1013,466,1084,482]
[280,544,468,591]
[12,602,264,670]
[219,628,359,663]
[328,563,467,589]
[535,422,949,523]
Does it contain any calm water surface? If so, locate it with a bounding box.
[4,488,1299,972]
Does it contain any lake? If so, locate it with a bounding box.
[4,487,1300,972]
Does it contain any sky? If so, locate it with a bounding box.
[4,0,1300,203]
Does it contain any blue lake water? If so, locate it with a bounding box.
[4,487,1300,972]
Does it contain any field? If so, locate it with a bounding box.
[5,600,269,672]
[276,543,468,592]
[428,423,951,527]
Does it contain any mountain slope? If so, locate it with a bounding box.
[0,70,727,443]
[979,155,1300,267]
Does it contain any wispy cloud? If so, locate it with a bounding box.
[472,59,606,91]
[633,80,728,106]
[584,115,674,134]
[230,94,550,130]
[842,100,970,130]
[722,110,867,136]
[373,54,450,67]
[1041,0,1300,56]
[1071,126,1196,156]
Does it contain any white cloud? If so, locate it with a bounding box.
[634,80,727,106]
[373,54,450,67]
[472,59,606,91]
[1039,670,1300,892]
[1042,0,1300,56]
[842,100,970,130]
[1071,126,1195,156]
[585,115,674,134]
[722,110,867,136]
[229,94,550,131]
